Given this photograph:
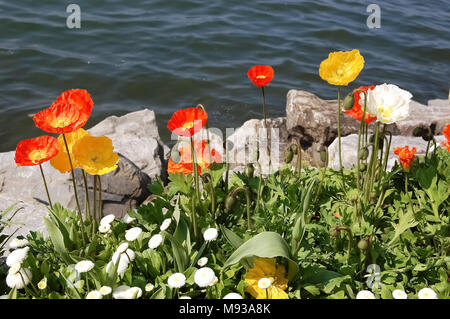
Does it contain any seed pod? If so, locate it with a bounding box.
[329,227,340,238]
[225,194,237,211]
[359,147,369,160]
[357,237,370,250]
[284,148,294,164]
[244,163,254,178]
[343,93,355,110]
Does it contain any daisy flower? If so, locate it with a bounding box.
[6,247,29,267]
[168,273,186,289]
[223,293,243,299]
[160,218,172,231]
[356,290,376,299]
[197,257,208,267]
[125,227,142,241]
[148,234,163,249]
[418,288,438,299]
[6,267,32,289]
[86,290,103,299]
[203,228,218,241]
[194,267,216,288]
[9,238,29,249]
[392,289,408,299]
[75,260,94,273]
[99,286,112,296]
[100,214,115,225]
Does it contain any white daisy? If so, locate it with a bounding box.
[257,278,272,290]
[86,290,103,299]
[194,267,216,288]
[98,224,111,234]
[179,296,191,299]
[6,268,32,289]
[37,277,47,290]
[356,290,376,299]
[148,234,163,249]
[145,283,154,292]
[112,285,131,299]
[9,238,29,249]
[8,263,21,276]
[100,214,115,225]
[75,260,94,273]
[223,292,243,299]
[168,273,186,289]
[392,289,408,299]
[418,288,438,299]
[160,218,172,231]
[99,286,112,296]
[197,257,208,267]
[127,287,142,299]
[123,213,136,224]
[117,242,129,254]
[6,247,29,267]
[125,227,142,241]
[209,276,218,287]
[203,228,218,241]
[106,259,129,276]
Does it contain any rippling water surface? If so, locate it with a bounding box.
[0,0,449,151]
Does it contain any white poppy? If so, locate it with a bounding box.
[160,218,172,231]
[168,273,186,289]
[86,290,103,299]
[194,267,216,288]
[356,290,376,299]
[148,234,163,249]
[197,257,208,267]
[418,288,438,299]
[125,227,142,241]
[6,247,29,267]
[6,268,32,289]
[100,214,115,225]
[223,292,243,299]
[392,289,408,299]
[203,228,218,241]
[257,278,272,289]
[362,83,412,124]
[98,224,111,234]
[9,238,29,249]
[99,286,112,296]
[75,260,94,273]
[123,213,136,224]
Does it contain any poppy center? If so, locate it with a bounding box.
[336,69,344,77]
[29,150,47,164]
[182,121,194,129]
[52,116,72,128]
[256,75,266,79]
[91,156,99,163]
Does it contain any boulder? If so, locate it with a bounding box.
[327,134,447,171]
[285,90,450,165]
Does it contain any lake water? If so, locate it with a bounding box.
[0,0,449,152]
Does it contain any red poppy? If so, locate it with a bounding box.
[168,140,222,175]
[345,86,377,124]
[56,89,93,129]
[33,102,81,134]
[393,145,416,171]
[247,65,274,87]
[442,124,450,152]
[15,136,59,166]
[167,108,208,137]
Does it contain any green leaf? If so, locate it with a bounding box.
[303,285,321,296]
[43,217,74,264]
[223,231,299,281]
[163,232,188,272]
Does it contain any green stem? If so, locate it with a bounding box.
[261,86,271,171]
[38,164,52,208]
[232,187,252,231]
[98,175,102,223]
[254,162,263,216]
[82,170,91,219]
[62,134,86,246]
[337,87,343,171]
[92,175,97,237]
[336,226,353,261]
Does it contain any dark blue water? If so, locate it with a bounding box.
[0,0,449,152]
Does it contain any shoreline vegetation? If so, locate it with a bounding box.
[0,49,449,299]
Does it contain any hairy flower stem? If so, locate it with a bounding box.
[254,162,263,216]
[98,175,102,222]
[189,137,200,240]
[82,170,91,218]
[336,226,353,260]
[261,86,272,171]
[314,147,328,204]
[62,134,87,245]
[337,87,343,171]
[231,186,252,231]
[38,164,53,208]
[294,141,302,175]
[92,175,97,237]
[354,89,367,196]
[202,174,216,218]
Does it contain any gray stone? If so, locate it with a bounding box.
[328,134,447,171]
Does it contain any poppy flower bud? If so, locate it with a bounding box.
[359,147,369,160]
[244,163,254,178]
[329,227,340,238]
[421,128,433,142]
[369,134,384,149]
[343,93,355,110]
[170,147,181,164]
[412,126,424,137]
[225,194,237,211]
[284,148,294,164]
[290,144,298,155]
[358,163,366,172]
[357,237,371,250]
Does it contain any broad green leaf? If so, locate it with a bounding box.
[223,232,299,281]
[163,232,188,272]
[43,217,74,265]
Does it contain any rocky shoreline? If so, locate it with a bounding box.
[0,89,448,241]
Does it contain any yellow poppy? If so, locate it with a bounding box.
[50,128,89,173]
[319,49,364,86]
[244,258,289,299]
[72,135,119,175]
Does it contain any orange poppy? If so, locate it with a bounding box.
[442,124,450,152]
[393,145,416,171]
[33,102,82,134]
[168,140,221,175]
[56,89,93,129]
[15,136,59,166]
[248,65,274,87]
[345,86,377,124]
[167,108,208,137]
